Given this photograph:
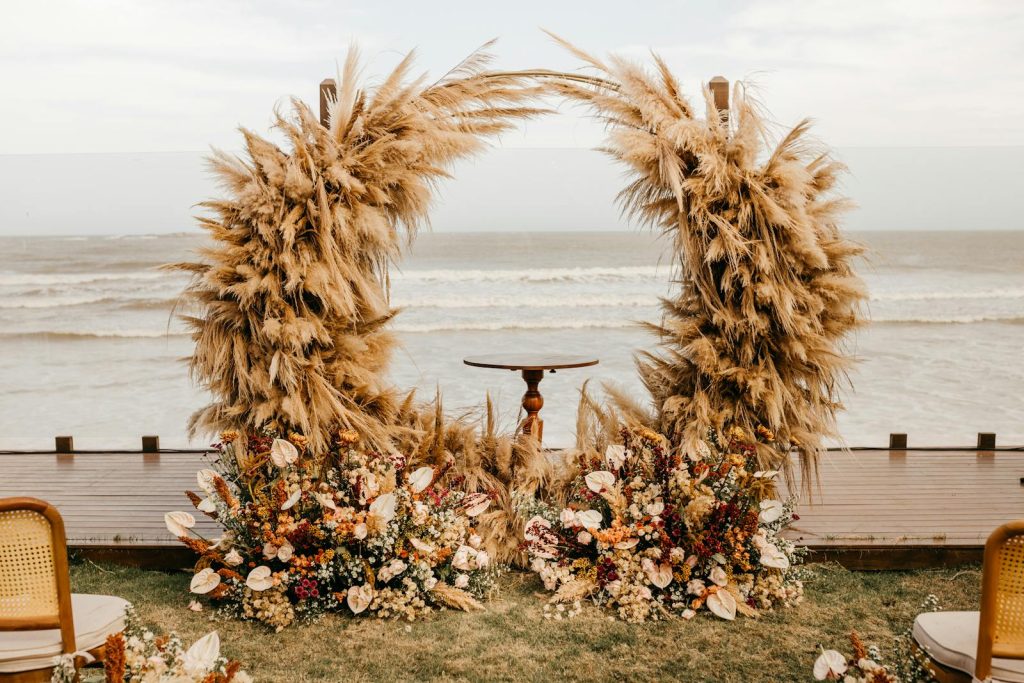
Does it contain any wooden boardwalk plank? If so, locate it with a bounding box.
[2,448,1022,568]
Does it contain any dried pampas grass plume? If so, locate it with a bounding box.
[542,34,867,477]
[170,42,545,454]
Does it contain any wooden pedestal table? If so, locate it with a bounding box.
[463,354,599,443]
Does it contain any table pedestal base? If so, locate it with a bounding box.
[521,369,544,443]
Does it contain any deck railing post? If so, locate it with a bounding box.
[55,436,73,454]
[889,433,907,450]
[142,435,160,453]
[319,78,337,128]
[709,76,729,123]
[977,432,996,451]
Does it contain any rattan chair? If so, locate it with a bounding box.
[913,521,1024,682]
[0,497,129,682]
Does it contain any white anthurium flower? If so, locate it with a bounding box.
[585,471,615,494]
[409,538,434,554]
[196,497,217,514]
[164,511,195,538]
[377,559,407,583]
[347,584,373,614]
[189,568,221,595]
[369,492,397,524]
[353,523,368,540]
[524,515,551,540]
[182,631,220,676]
[645,501,665,517]
[707,589,737,620]
[262,542,279,560]
[463,493,491,517]
[614,538,638,550]
[753,470,779,480]
[408,466,434,493]
[709,566,728,587]
[196,469,219,494]
[315,492,338,512]
[454,574,469,589]
[452,545,476,571]
[575,509,603,531]
[245,566,274,592]
[281,489,301,511]
[559,508,577,527]
[813,649,848,680]
[224,549,243,566]
[604,444,626,469]
[269,438,299,468]
[759,543,791,569]
[759,499,785,524]
[642,559,673,589]
[475,550,490,570]
[277,539,294,562]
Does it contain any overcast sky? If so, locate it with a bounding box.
[2,0,1023,154]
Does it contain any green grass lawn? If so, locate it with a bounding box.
[70,561,980,682]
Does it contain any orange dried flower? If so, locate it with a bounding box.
[850,630,867,661]
[103,632,126,681]
[756,425,775,441]
[338,429,360,446]
[220,430,240,443]
[213,476,238,509]
[217,567,244,583]
[181,536,211,555]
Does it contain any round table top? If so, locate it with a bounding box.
[463,354,599,371]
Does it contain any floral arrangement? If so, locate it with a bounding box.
[812,595,941,683]
[166,430,495,630]
[51,607,250,682]
[520,425,804,623]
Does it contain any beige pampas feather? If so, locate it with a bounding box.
[429,582,485,612]
[542,36,866,479]
[171,43,545,454]
[550,578,597,603]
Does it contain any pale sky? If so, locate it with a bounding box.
[2,0,1023,153]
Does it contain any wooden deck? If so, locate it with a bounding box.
[2,448,1022,569]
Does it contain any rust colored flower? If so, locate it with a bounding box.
[338,429,360,446]
[103,632,126,681]
[217,567,245,583]
[213,476,238,509]
[220,430,240,443]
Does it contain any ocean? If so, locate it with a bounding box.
[0,230,1022,450]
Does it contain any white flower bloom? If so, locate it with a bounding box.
[369,492,397,523]
[577,530,593,544]
[262,542,279,560]
[709,566,728,587]
[164,511,195,538]
[353,523,368,540]
[188,600,203,612]
[245,566,274,592]
[315,492,338,512]
[686,579,706,596]
[182,631,220,676]
[277,539,294,562]
[614,538,638,550]
[423,577,438,590]
[559,508,577,527]
[645,501,665,517]
[475,550,490,570]
[408,466,434,493]
[196,497,217,514]
[575,509,603,531]
[813,649,848,680]
[281,489,301,511]
[759,543,791,569]
[463,493,491,517]
[604,444,626,469]
[585,471,615,494]
[410,538,434,555]
[196,469,219,494]
[224,549,243,566]
[269,438,298,468]
[347,584,373,614]
[759,499,785,524]
[452,545,476,571]
[468,534,482,549]
[454,574,470,589]
[378,559,407,583]
[642,559,673,589]
[189,568,221,595]
[707,589,737,620]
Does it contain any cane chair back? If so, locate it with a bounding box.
[0,498,75,657]
[977,520,1024,680]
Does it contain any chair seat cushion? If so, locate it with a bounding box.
[0,594,130,673]
[914,611,1024,682]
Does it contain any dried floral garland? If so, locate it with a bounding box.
[166,431,494,629]
[520,425,804,623]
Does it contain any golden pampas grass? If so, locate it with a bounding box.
[541,35,867,477]
[430,582,485,611]
[170,43,544,454]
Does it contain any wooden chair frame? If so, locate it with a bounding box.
[0,497,76,682]
[976,520,1024,680]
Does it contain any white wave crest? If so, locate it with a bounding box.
[0,270,173,286]
[871,287,1024,302]
[396,265,664,284]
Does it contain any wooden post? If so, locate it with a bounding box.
[977,432,996,450]
[709,76,729,121]
[142,435,160,453]
[889,433,907,450]
[520,369,545,444]
[319,78,337,128]
[55,436,74,453]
